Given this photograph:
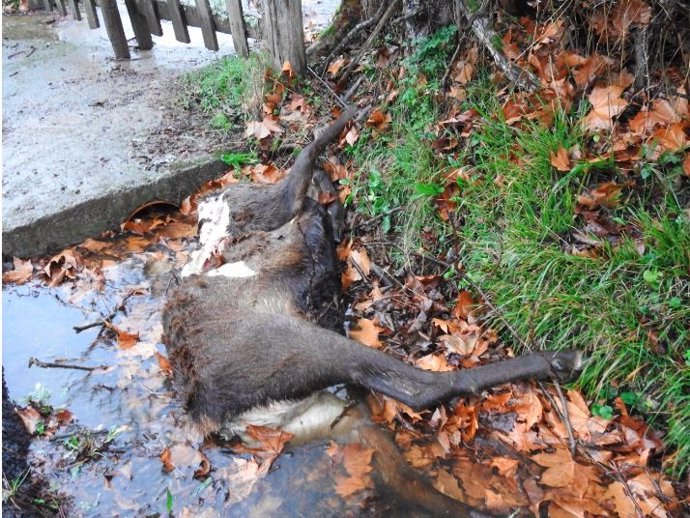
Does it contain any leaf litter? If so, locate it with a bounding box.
[2,25,687,517]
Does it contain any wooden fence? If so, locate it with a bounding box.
[39,0,260,59]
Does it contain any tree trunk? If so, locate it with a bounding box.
[262,0,307,74]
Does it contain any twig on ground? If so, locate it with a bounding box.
[344,76,365,102]
[307,65,349,108]
[455,0,540,92]
[614,463,646,518]
[634,26,650,91]
[538,380,577,456]
[338,0,402,85]
[441,39,463,87]
[357,207,404,230]
[370,263,397,288]
[349,255,370,285]
[7,45,36,59]
[73,291,136,333]
[29,357,107,372]
[73,314,116,333]
[319,1,388,76]
[410,251,453,270]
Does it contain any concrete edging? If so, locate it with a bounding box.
[2,157,228,259]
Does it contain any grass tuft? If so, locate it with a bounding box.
[179,53,267,130]
[454,84,690,474]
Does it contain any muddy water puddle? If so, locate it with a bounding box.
[2,257,373,516]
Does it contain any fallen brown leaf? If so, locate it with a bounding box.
[2,257,33,285]
[550,147,571,172]
[350,318,384,349]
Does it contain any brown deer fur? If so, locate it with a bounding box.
[162,108,583,516]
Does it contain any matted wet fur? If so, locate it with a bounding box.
[162,108,584,517]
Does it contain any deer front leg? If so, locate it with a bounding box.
[339,337,585,410]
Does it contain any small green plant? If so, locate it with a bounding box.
[220,150,259,169]
[61,426,123,468]
[2,469,30,503]
[591,403,614,420]
[166,487,174,515]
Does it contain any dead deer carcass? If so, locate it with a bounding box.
[162,108,583,516]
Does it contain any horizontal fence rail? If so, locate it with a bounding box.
[37,0,259,58]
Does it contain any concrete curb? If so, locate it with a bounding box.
[2,157,228,259]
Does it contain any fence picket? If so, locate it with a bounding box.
[194,0,218,51]
[100,0,130,59]
[225,0,248,57]
[125,0,154,49]
[165,0,190,43]
[67,0,81,20]
[45,0,262,59]
[82,0,100,29]
[137,0,163,36]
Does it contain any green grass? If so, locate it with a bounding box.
[349,28,690,474]
[347,26,457,251]
[451,81,689,474]
[179,53,266,130]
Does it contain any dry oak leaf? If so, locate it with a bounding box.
[249,163,286,184]
[334,473,371,498]
[439,333,478,356]
[341,443,374,477]
[629,98,684,134]
[550,147,571,172]
[611,0,652,36]
[577,182,623,210]
[106,323,140,349]
[452,290,476,319]
[344,126,359,146]
[366,109,392,131]
[349,248,371,276]
[415,353,454,372]
[155,351,173,376]
[323,156,348,181]
[350,318,383,348]
[328,441,375,499]
[584,85,628,132]
[43,249,84,286]
[245,116,283,140]
[159,446,174,472]
[647,122,688,153]
[3,257,33,285]
[326,57,348,76]
[245,424,294,455]
[683,154,690,177]
[280,61,295,81]
[15,406,43,435]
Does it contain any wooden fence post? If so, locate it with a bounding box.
[67,0,81,20]
[125,0,154,49]
[100,0,130,59]
[83,0,100,29]
[225,0,249,57]
[195,0,219,50]
[166,0,190,43]
[262,0,306,74]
